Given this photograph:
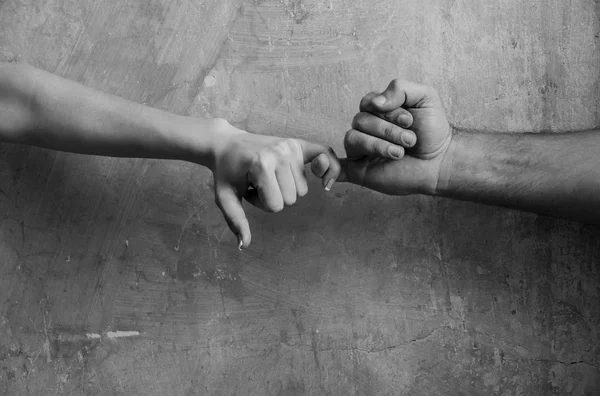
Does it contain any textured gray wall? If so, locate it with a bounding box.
[0,0,599,394]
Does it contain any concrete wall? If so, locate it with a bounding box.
[0,0,599,394]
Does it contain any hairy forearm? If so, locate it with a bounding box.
[0,62,219,168]
[436,130,600,224]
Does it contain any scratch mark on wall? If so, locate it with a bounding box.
[175,207,200,251]
[85,331,140,340]
[42,338,52,363]
[106,330,140,339]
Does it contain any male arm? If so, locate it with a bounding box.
[0,62,341,246]
[328,79,600,224]
[438,129,600,223]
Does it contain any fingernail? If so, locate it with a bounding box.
[402,132,416,147]
[399,114,411,127]
[373,95,386,106]
[388,146,403,159]
[237,237,243,251]
[325,179,335,191]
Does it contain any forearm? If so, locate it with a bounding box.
[436,130,600,224]
[0,62,219,168]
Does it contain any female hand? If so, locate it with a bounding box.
[211,119,341,249]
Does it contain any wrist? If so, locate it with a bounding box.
[181,117,245,171]
[432,127,458,197]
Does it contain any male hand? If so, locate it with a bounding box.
[313,79,452,195]
[211,119,340,249]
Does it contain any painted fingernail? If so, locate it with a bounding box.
[325,179,335,191]
[373,95,386,106]
[402,132,416,147]
[237,237,244,251]
[388,146,403,159]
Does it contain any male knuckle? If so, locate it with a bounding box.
[359,97,369,110]
[367,138,379,152]
[344,129,358,145]
[383,124,396,140]
[359,94,373,110]
[352,113,364,129]
[387,109,404,125]
[377,142,391,156]
[384,110,396,122]
[361,112,372,124]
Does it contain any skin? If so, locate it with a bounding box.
[314,78,600,224]
[0,62,341,248]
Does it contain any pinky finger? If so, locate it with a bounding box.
[310,150,341,191]
[321,149,341,191]
[311,153,330,178]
